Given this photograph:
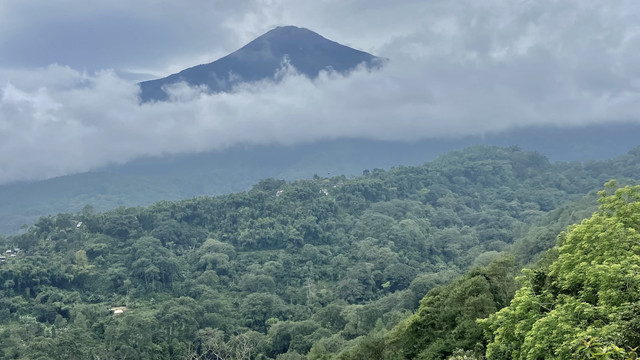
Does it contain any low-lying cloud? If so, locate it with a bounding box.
[1,0,639,184]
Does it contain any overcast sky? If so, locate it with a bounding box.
[1,0,640,184]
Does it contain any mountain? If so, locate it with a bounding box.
[139,26,381,102]
[3,24,640,235]
[2,123,640,235]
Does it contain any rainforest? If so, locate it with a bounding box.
[1,145,639,359]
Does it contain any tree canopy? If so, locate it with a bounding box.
[0,145,639,359]
[481,182,640,360]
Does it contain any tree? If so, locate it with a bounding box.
[129,236,180,289]
[383,263,418,292]
[481,182,640,359]
[382,257,518,360]
[241,293,286,332]
[188,328,262,360]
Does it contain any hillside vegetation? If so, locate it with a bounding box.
[339,182,640,360]
[3,130,639,235]
[0,145,639,359]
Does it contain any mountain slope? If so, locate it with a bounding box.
[0,146,637,359]
[2,124,640,235]
[139,26,381,102]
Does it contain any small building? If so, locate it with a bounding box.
[0,256,6,262]
[109,306,129,315]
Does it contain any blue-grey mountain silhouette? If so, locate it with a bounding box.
[139,26,382,102]
[3,26,639,235]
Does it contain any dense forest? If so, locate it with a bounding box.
[0,145,639,359]
[2,128,638,235]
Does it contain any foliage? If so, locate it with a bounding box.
[0,145,637,359]
[332,256,519,360]
[480,182,640,360]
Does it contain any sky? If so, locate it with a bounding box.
[1,0,640,184]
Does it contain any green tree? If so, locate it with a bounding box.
[481,182,640,359]
[241,293,286,332]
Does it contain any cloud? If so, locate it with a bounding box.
[0,0,269,75]
[1,0,639,184]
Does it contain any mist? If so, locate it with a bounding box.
[1,0,639,185]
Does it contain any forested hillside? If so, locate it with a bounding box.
[3,125,639,235]
[340,182,640,360]
[0,145,639,359]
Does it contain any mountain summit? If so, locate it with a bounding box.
[139,26,381,102]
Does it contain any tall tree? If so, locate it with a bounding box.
[481,182,640,359]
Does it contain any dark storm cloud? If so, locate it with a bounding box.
[0,0,639,184]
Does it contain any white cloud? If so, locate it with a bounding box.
[0,0,639,184]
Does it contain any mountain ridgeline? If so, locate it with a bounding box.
[3,130,640,236]
[4,25,640,236]
[0,145,640,359]
[139,26,382,102]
